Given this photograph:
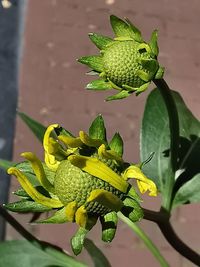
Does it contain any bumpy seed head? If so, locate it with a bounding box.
[54,160,124,215]
[102,40,152,88]
[78,15,164,101]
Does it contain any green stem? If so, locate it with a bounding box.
[143,208,200,265]
[0,205,39,243]
[118,212,169,267]
[153,78,180,211]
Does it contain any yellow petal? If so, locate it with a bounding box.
[87,189,123,212]
[98,144,123,162]
[79,131,103,147]
[123,165,157,196]
[58,135,83,148]
[43,124,60,171]
[65,201,78,222]
[43,124,59,151]
[75,206,88,228]
[21,152,55,193]
[68,155,128,193]
[7,167,63,208]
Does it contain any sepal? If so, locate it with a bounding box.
[127,187,142,203]
[71,227,89,255]
[89,115,107,142]
[89,32,113,50]
[121,197,143,222]
[124,18,143,42]
[4,200,51,213]
[139,59,159,81]
[78,56,103,72]
[35,207,68,224]
[86,79,113,90]
[13,188,31,199]
[154,66,165,79]
[149,30,159,57]
[106,90,131,101]
[110,15,142,42]
[109,132,123,157]
[100,211,118,242]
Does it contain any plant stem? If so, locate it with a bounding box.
[153,78,180,212]
[0,205,39,243]
[0,205,72,254]
[142,208,200,265]
[118,212,169,267]
[158,221,200,266]
[143,208,169,223]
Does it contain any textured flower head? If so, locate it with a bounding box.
[6,115,157,255]
[78,15,164,101]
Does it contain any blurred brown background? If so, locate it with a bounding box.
[7,0,200,266]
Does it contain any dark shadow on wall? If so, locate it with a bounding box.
[0,0,26,240]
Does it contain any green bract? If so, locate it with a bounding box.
[78,15,164,101]
[5,115,157,255]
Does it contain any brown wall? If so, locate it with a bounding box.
[8,1,200,266]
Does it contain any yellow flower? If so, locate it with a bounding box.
[6,115,157,255]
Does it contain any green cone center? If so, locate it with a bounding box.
[54,160,123,215]
[103,40,151,88]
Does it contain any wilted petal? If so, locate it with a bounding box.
[123,165,157,196]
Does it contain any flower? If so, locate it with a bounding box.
[78,15,164,101]
[5,115,157,255]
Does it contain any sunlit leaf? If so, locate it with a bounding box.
[141,88,200,207]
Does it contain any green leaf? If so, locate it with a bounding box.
[89,115,107,142]
[141,89,173,190]
[71,227,89,255]
[141,88,200,207]
[88,33,113,50]
[84,238,112,267]
[0,240,87,267]
[0,159,15,171]
[4,200,51,213]
[18,112,46,143]
[87,79,113,91]
[121,197,143,222]
[78,56,103,73]
[109,132,123,157]
[173,174,200,207]
[100,211,118,242]
[149,30,159,57]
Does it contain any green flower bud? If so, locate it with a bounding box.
[78,15,164,101]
